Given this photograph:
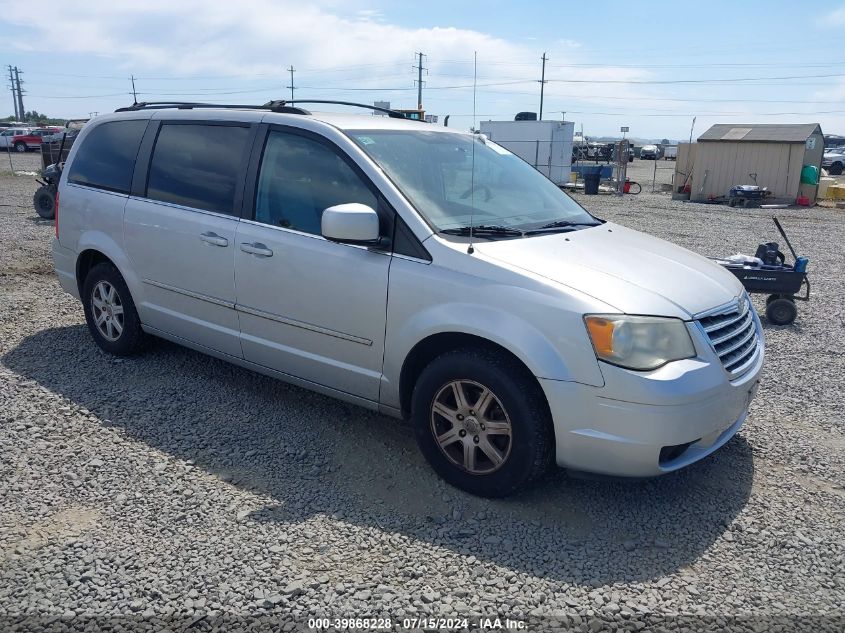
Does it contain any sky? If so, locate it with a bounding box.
[1,0,843,140]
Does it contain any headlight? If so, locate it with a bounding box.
[584,315,695,370]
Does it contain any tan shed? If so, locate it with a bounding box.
[679,123,823,204]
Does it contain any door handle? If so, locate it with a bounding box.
[200,232,228,247]
[240,242,274,257]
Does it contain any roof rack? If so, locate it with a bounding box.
[115,99,411,119]
[281,100,409,119]
[115,101,311,115]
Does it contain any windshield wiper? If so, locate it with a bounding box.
[440,224,524,238]
[523,219,602,235]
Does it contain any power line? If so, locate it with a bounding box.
[544,72,845,85]
[27,92,130,99]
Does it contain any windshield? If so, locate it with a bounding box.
[348,130,597,233]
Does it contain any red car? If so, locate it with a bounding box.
[11,127,62,153]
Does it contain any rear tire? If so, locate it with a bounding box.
[14,141,26,153]
[82,262,145,356]
[411,347,553,497]
[33,186,55,219]
[765,297,797,325]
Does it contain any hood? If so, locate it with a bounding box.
[473,222,744,318]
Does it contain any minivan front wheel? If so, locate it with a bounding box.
[82,263,145,355]
[411,348,553,497]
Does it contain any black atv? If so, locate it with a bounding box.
[32,119,87,220]
[33,163,60,219]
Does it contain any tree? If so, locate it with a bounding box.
[25,110,47,124]
[3,111,65,126]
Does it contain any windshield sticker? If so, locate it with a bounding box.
[357,136,376,145]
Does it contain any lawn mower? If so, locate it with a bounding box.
[712,217,809,325]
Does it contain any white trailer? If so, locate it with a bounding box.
[479,120,575,185]
[663,145,678,160]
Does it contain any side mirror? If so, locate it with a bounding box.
[321,203,380,244]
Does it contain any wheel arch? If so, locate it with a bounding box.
[74,234,141,302]
[398,331,552,421]
[75,249,115,297]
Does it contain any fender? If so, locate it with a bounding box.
[381,300,605,410]
[75,230,148,316]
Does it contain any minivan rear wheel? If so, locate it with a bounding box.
[82,262,145,355]
[411,348,553,497]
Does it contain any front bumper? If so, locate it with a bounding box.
[540,340,763,477]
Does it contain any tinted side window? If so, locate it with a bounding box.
[254,130,377,235]
[146,123,250,215]
[67,120,147,194]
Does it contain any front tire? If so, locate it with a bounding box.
[830,162,844,176]
[82,263,145,355]
[411,348,553,497]
[14,141,26,153]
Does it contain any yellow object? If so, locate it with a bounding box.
[818,177,836,199]
[570,172,578,184]
[828,184,845,199]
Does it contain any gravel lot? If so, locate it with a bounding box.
[1,151,844,632]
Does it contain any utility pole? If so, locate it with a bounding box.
[538,53,548,120]
[413,52,427,110]
[130,75,138,103]
[286,66,295,101]
[7,65,18,120]
[14,67,25,121]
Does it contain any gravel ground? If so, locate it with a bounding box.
[1,151,844,632]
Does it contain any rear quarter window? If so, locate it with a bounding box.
[67,120,147,194]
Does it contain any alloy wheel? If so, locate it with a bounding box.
[91,280,125,341]
[430,379,513,475]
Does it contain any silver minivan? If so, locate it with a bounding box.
[52,102,763,496]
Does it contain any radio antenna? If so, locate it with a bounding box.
[468,50,478,255]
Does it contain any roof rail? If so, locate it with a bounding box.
[114,101,311,115]
[281,100,409,119]
[114,99,412,120]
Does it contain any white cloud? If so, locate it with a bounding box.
[355,9,385,22]
[3,0,694,134]
[2,0,530,78]
[818,6,845,26]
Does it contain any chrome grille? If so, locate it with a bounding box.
[698,298,760,377]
